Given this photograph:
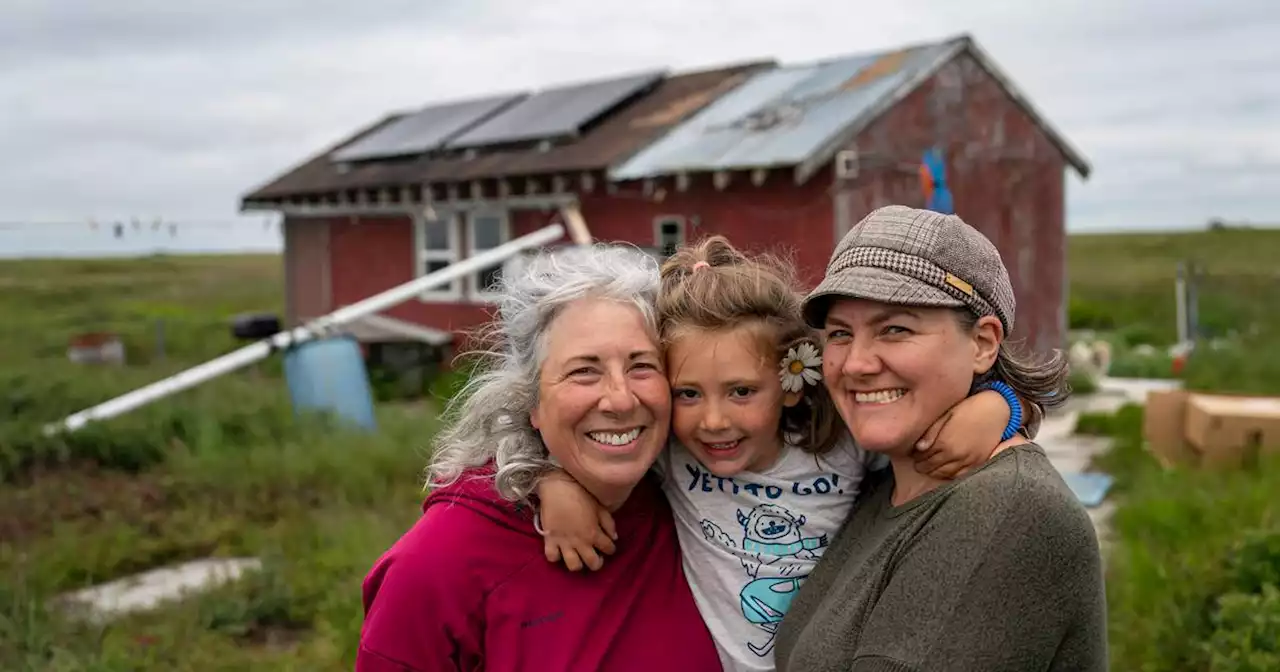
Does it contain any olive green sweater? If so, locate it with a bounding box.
[774,443,1107,672]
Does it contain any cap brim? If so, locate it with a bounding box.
[803,266,966,328]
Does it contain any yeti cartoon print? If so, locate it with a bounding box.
[701,503,829,656]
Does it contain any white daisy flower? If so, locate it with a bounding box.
[779,342,822,392]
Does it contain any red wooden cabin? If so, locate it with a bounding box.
[241,34,1090,363]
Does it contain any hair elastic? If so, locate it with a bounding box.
[978,380,1023,441]
[691,261,711,273]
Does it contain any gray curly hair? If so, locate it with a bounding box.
[425,243,662,504]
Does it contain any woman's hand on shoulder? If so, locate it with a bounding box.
[536,469,618,572]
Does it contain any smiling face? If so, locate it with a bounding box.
[820,298,1001,456]
[666,325,797,476]
[530,297,671,509]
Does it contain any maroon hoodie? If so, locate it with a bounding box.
[357,467,722,672]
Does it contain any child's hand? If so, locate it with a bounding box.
[535,469,618,572]
[912,389,1012,479]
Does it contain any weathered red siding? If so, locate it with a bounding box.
[581,167,836,288]
[836,53,1068,352]
[313,168,836,347]
[327,215,495,335]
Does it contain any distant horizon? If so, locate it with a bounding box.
[1,215,1274,261]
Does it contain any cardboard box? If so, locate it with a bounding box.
[1184,394,1280,468]
[1143,389,1280,469]
[1143,389,1197,468]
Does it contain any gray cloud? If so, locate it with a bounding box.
[1,0,1276,234]
[0,1,460,70]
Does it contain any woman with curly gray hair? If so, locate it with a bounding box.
[356,244,721,672]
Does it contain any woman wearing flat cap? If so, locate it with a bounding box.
[775,205,1108,672]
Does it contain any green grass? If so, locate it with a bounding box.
[1067,228,1280,395]
[0,254,284,367]
[1067,228,1280,346]
[1082,405,1280,671]
[1069,229,1280,670]
[0,360,437,670]
[0,254,445,670]
[3,228,1277,669]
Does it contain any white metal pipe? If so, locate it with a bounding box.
[46,223,568,435]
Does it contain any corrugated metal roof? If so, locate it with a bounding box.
[610,42,954,180]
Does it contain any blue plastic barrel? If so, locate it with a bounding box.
[282,335,378,431]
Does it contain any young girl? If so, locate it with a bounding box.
[537,236,1023,671]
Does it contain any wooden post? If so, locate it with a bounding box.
[559,204,593,247]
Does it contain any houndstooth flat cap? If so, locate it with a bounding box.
[802,205,1016,335]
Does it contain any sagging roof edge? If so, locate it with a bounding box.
[796,35,1091,184]
[238,112,408,206]
[960,36,1092,179]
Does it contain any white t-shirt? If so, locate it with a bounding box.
[653,436,876,672]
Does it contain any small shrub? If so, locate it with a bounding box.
[1223,530,1280,596]
[1202,585,1280,672]
[198,559,302,640]
[1114,323,1166,348]
[1075,403,1143,439]
[1068,297,1116,331]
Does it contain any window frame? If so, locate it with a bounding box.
[466,208,512,303]
[414,212,462,302]
[654,215,687,258]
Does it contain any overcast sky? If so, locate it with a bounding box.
[2,0,1277,249]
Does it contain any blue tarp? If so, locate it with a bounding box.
[1060,472,1115,509]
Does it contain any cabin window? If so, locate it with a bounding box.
[417,214,461,301]
[654,215,686,257]
[468,209,511,302]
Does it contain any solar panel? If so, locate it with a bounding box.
[447,70,665,149]
[331,93,526,162]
